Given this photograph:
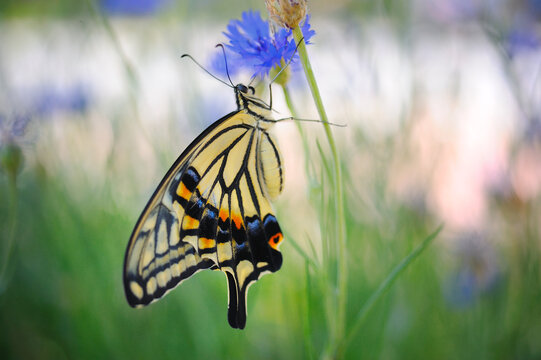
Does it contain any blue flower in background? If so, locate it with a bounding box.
[444,233,501,308]
[423,0,480,23]
[524,117,541,144]
[100,0,169,16]
[0,113,31,148]
[505,0,541,57]
[32,84,91,117]
[212,11,315,79]
[506,24,541,56]
[527,0,541,17]
[445,268,477,307]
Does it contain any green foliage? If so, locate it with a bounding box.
[2,150,540,359]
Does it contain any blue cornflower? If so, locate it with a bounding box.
[212,11,315,79]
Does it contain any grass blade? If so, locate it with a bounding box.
[342,224,444,353]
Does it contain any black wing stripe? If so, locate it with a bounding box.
[192,124,252,164]
[254,133,266,199]
[228,128,257,192]
[242,132,261,216]
[197,129,250,182]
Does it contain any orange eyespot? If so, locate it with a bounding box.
[268,233,283,250]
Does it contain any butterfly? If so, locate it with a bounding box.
[123,81,285,329]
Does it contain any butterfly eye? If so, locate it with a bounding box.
[237,84,248,93]
[248,86,255,95]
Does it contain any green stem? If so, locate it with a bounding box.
[292,26,347,356]
[0,175,18,293]
[342,225,443,353]
[303,260,315,360]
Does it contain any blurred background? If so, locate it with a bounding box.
[1,0,540,359]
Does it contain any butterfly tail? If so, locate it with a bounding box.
[226,271,247,329]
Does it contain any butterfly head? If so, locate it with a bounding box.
[235,84,255,95]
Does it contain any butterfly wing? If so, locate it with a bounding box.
[123,111,284,329]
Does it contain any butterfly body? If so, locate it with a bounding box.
[123,84,284,329]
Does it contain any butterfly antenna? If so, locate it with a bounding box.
[180,53,233,88]
[270,36,305,86]
[275,117,347,127]
[215,44,235,87]
[248,76,258,88]
[268,36,305,109]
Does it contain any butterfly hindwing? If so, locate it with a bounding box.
[124,94,285,329]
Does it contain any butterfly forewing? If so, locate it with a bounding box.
[124,91,285,329]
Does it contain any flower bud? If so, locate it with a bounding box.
[265,0,307,29]
[0,143,23,181]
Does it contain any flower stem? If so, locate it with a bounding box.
[0,174,18,294]
[281,84,336,352]
[292,26,347,356]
